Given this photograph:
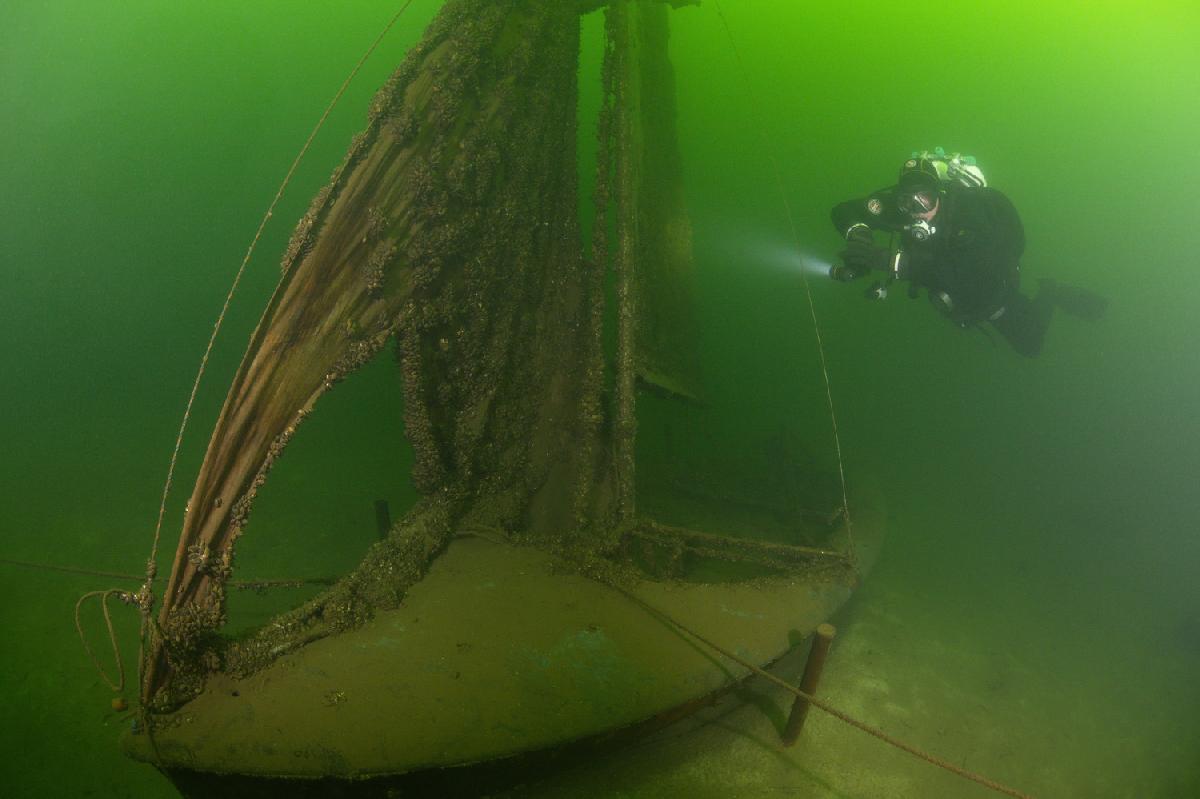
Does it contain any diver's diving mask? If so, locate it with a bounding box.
[897,186,938,240]
[897,189,936,215]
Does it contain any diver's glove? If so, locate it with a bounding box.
[835,239,890,281]
[844,222,874,245]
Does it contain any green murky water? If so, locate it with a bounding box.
[2,1,1197,796]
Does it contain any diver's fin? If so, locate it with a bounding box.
[1040,279,1108,321]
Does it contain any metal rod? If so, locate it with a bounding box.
[374,499,392,541]
[781,622,836,745]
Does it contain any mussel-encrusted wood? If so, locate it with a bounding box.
[145,0,619,707]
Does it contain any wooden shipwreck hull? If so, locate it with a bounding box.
[124,0,877,791]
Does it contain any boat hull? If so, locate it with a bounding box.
[124,501,882,792]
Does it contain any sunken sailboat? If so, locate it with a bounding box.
[123,0,882,793]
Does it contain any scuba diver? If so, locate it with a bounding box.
[830,149,1106,357]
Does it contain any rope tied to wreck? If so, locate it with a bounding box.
[708,0,857,570]
[45,554,336,699]
[609,581,1036,799]
[74,589,134,692]
[698,6,1034,796]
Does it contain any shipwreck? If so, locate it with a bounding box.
[119,1,882,795]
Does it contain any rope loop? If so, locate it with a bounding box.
[74,589,133,693]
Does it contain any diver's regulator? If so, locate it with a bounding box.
[905,218,936,241]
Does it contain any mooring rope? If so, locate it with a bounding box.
[5,557,150,584]
[611,582,1035,799]
[4,556,334,589]
[52,552,333,699]
[702,10,1039,795]
[709,0,855,564]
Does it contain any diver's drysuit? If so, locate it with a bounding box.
[831,183,1054,357]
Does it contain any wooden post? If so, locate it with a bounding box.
[781,622,836,745]
[374,499,392,541]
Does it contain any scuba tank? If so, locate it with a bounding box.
[905,146,988,189]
